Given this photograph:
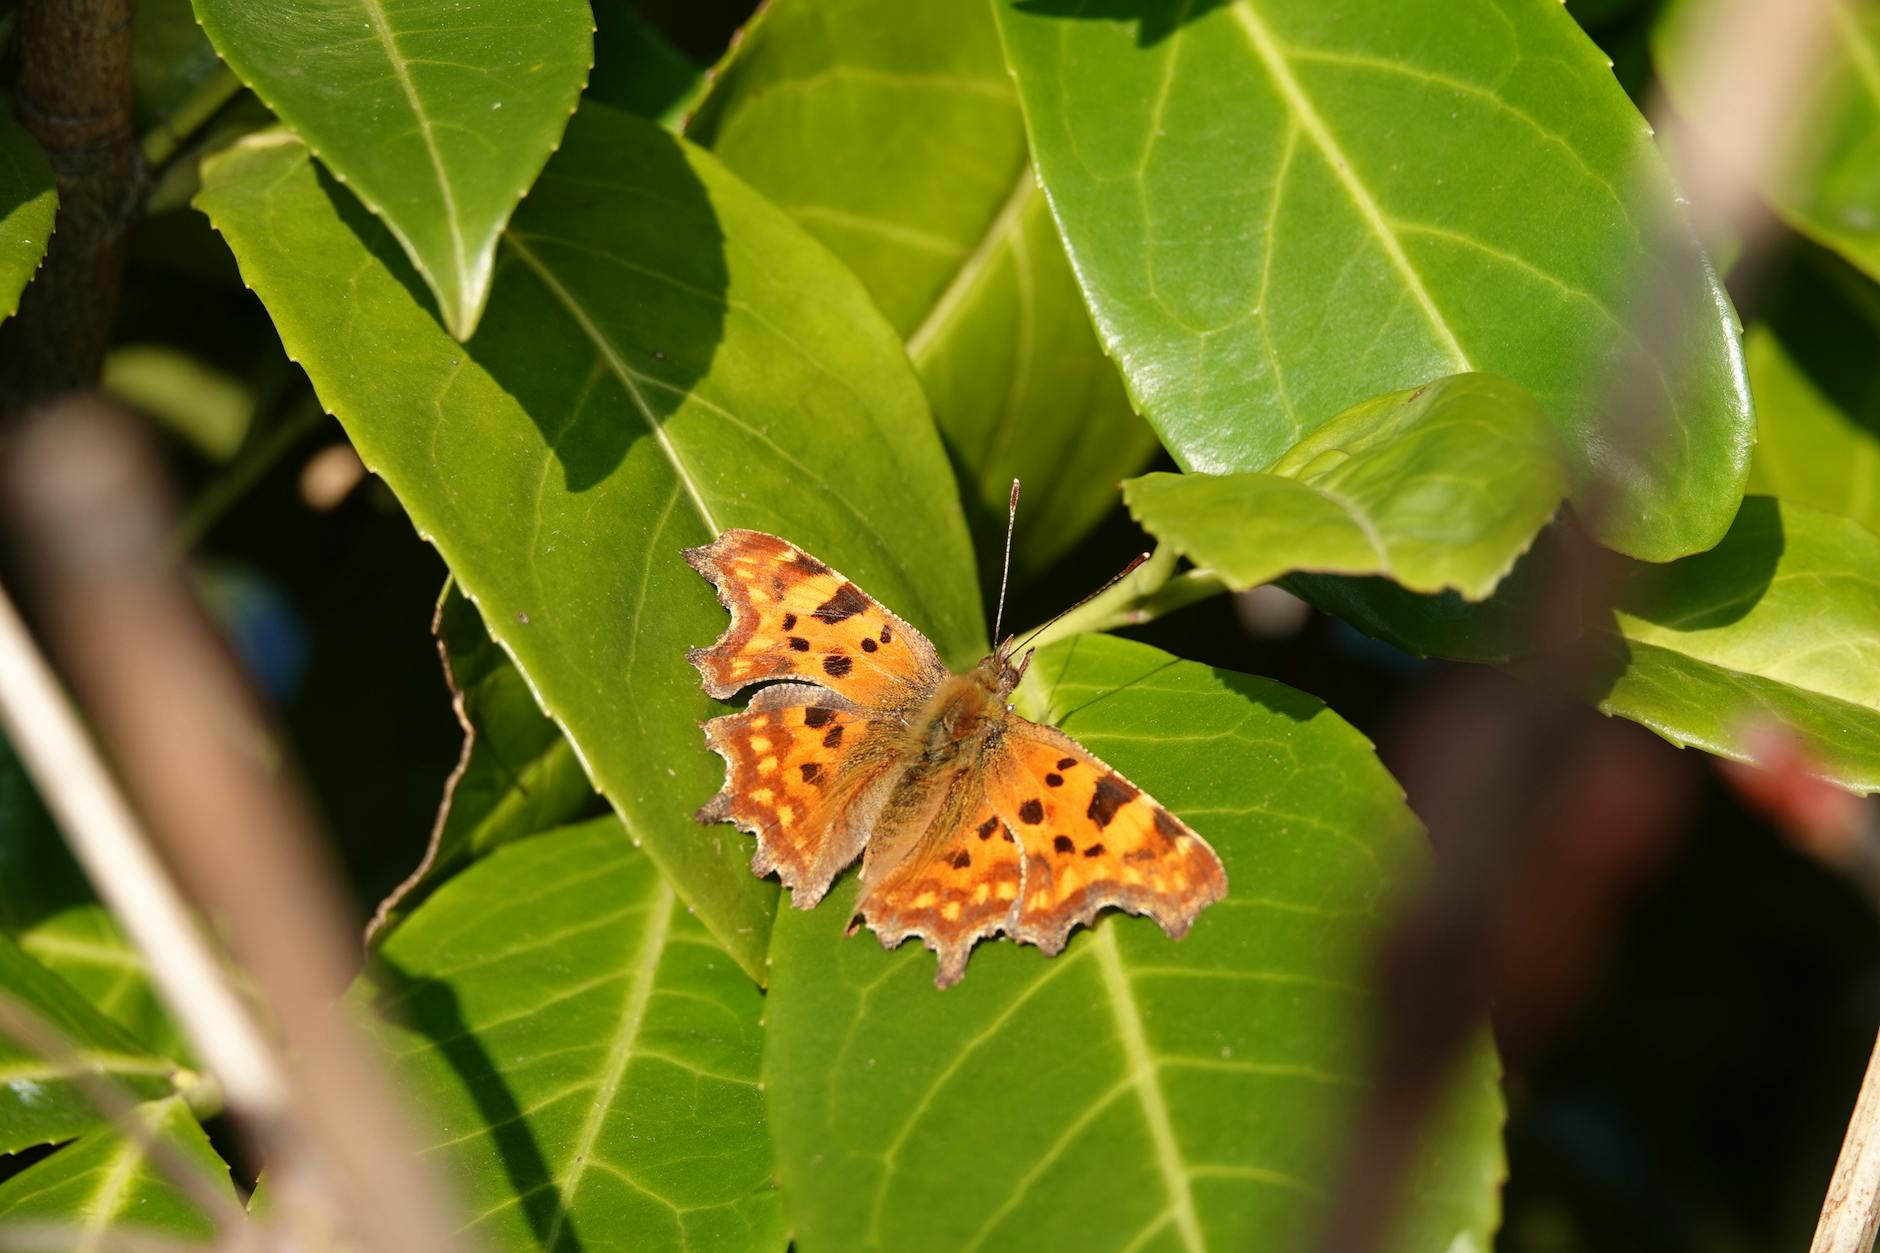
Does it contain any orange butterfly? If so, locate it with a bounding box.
[685,517,1226,987]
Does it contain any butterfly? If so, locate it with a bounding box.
[684,514,1227,987]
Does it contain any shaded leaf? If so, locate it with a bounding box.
[192,0,593,338]
[0,118,57,324]
[0,736,184,1062]
[1739,251,1880,532]
[589,1,706,129]
[0,1095,236,1247]
[1595,496,1880,794]
[1127,374,1566,599]
[0,935,173,1154]
[1655,0,1880,285]
[764,634,1503,1252]
[994,0,1752,562]
[689,0,1157,577]
[364,817,782,1250]
[133,0,228,132]
[196,105,982,979]
[373,580,598,935]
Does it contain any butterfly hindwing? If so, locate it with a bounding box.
[854,795,1025,988]
[698,686,903,908]
[684,529,947,710]
[993,724,1227,956]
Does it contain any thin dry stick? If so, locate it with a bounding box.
[1812,1029,1880,1253]
[0,580,291,1126]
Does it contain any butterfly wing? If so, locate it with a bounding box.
[853,792,1025,988]
[991,720,1227,956]
[684,529,947,711]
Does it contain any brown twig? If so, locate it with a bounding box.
[0,0,141,415]
[1812,1028,1880,1253]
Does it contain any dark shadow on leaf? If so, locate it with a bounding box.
[477,106,726,493]
[365,965,577,1251]
[1010,0,1231,47]
[1758,241,1880,448]
[1609,496,1783,632]
[314,104,727,495]
[0,732,103,934]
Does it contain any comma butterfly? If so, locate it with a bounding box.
[685,497,1226,986]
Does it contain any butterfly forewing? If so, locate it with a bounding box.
[684,529,947,710]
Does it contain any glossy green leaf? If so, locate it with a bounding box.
[1738,251,1880,532]
[0,736,183,1062]
[375,580,597,930]
[0,118,57,324]
[364,817,783,1250]
[689,0,1157,577]
[1127,374,1566,599]
[589,1,706,129]
[765,634,1504,1252]
[1656,0,1880,285]
[1595,496,1880,793]
[0,935,174,1154]
[192,0,593,339]
[995,0,1752,562]
[0,1095,236,1246]
[196,105,982,979]
[1745,326,1880,533]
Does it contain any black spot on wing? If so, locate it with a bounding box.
[1053,835,1075,854]
[977,817,1001,841]
[822,724,845,748]
[791,551,829,575]
[1087,775,1140,829]
[781,613,797,630]
[1018,799,1044,824]
[803,707,834,728]
[950,850,972,869]
[800,762,822,783]
[1057,757,1077,770]
[812,583,869,624]
[822,654,853,678]
[788,637,810,652]
[1083,843,1106,858]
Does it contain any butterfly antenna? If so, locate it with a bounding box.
[1009,550,1152,657]
[991,479,1021,649]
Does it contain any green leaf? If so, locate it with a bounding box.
[1655,0,1880,286]
[764,634,1504,1252]
[1126,374,1566,599]
[589,1,706,129]
[133,0,228,132]
[0,117,57,324]
[1738,252,1880,532]
[374,580,597,931]
[191,0,593,339]
[0,1095,236,1245]
[195,105,982,980]
[994,0,1752,562]
[0,935,174,1154]
[688,0,1158,576]
[364,817,783,1250]
[1594,496,1880,794]
[0,737,184,1063]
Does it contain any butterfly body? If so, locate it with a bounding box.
[685,528,1226,986]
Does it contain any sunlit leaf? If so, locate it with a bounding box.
[0,935,174,1154]
[0,119,56,324]
[1595,496,1880,794]
[192,0,592,338]
[995,0,1752,562]
[1127,374,1566,599]
[765,634,1504,1252]
[365,817,783,1250]
[196,106,982,979]
[689,0,1158,577]
[0,1095,236,1245]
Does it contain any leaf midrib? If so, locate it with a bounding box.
[539,877,675,1247]
[1226,1,1470,373]
[357,0,471,313]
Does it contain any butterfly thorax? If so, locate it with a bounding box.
[905,660,1013,769]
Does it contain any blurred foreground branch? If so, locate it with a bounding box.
[1,394,465,1251]
[1812,1028,1880,1253]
